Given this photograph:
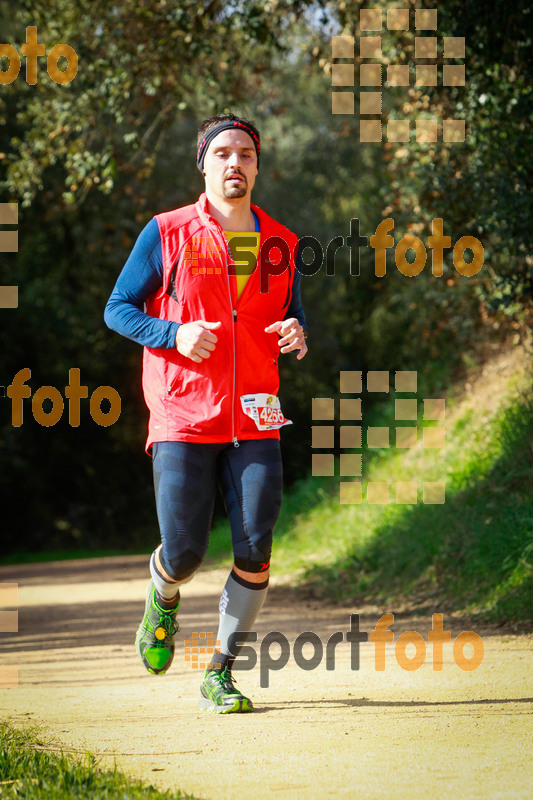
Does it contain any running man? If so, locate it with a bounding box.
[105,113,307,713]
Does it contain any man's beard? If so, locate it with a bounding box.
[223,176,247,198]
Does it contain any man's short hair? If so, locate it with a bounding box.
[197,113,261,149]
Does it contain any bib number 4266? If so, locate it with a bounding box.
[259,406,284,425]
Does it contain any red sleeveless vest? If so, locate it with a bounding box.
[142,193,299,452]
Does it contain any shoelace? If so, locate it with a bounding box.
[214,667,237,692]
[153,609,180,641]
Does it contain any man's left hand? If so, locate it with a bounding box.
[265,318,308,360]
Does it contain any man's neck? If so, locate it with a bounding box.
[205,193,255,232]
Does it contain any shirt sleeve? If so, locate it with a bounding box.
[104,217,180,349]
[284,246,307,335]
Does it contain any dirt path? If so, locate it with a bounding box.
[0,556,531,799]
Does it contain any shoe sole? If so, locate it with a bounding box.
[198,697,254,714]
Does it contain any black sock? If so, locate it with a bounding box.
[155,588,180,610]
[207,652,235,673]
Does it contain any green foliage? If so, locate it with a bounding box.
[1,0,321,207]
[0,0,531,564]
[0,722,202,799]
[0,1,333,552]
[271,373,533,622]
[328,0,533,361]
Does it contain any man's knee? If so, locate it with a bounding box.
[233,528,272,573]
[162,548,203,582]
[234,556,271,575]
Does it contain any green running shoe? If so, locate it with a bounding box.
[135,580,179,675]
[198,667,254,714]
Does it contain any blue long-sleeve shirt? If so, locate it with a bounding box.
[105,216,307,349]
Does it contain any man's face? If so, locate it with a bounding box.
[202,129,258,201]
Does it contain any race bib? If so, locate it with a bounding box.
[240,393,293,431]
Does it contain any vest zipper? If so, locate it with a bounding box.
[224,243,239,448]
[232,308,239,447]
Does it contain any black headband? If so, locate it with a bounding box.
[196,120,261,174]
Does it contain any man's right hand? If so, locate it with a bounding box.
[175,320,221,363]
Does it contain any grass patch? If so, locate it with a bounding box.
[0,722,202,800]
[269,378,533,622]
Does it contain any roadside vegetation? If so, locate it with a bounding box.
[0,722,201,800]
[0,722,198,800]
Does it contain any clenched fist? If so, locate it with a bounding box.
[175,320,222,363]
